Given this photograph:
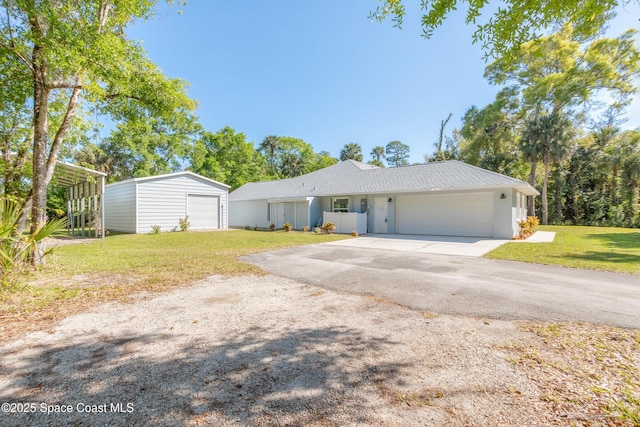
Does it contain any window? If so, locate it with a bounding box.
[333,198,349,213]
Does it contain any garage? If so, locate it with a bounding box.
[187,194,220,230]
[396,192,494,237]
[105,171,229,234]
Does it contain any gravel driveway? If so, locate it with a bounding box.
[0,275,557,426]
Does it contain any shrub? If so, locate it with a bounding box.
[269,223,275,231]
[150,225,162,235]
[244,225,251,230]
[351,231,358,237]
[178,216,191,232]
[1,197,67,286]
[283,222,293,232]
[321,222,336,234]
[302,225,309,232]
[517,216,540,239]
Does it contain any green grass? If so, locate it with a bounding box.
[48,229,347,282]
[485,225,640,274]
[0,230,347,339]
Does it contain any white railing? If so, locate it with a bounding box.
[323,212,367,234]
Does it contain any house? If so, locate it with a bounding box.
[228,160,538,239]
[105,171,230,234]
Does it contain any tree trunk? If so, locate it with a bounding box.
[542,161,550,225]
[30,44,49,266]
[527,160,537,217]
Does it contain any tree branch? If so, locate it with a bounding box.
[45,81,82,184]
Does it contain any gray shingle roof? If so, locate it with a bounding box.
[229,160,539,201]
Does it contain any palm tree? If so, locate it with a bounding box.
[259,135,281,175]
[521,112,573,224]
[340,143,363,162]
[280,152,304,178]
[370,146,386,164]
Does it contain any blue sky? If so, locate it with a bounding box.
[125,1,640,164]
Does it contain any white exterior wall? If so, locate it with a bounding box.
[104,182,137,233]
[106,174,228,234]
[136,175,228,234]
[491,189,514,239]
[229,199,270,229]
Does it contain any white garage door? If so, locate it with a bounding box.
[187,195,219,230]
[396,192,493,237]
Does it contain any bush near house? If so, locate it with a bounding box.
[283,222,293,232]
[517,216,540,239]
[321,222,336,234]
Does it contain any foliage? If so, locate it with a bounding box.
[150,225,162,235]
[426,113,460,162]
[269,223,275,231]
[178,216,190,232]
[0,0,195,265]
[340,143,363,162]
[520,112,575,224]
[457,87,527,178]
[486,226,640,274]
[385,141,410,167]
[370,146,386,166]
[321,222,336,234]
[485,24,639,120]
[190,126,268,190]
[369,0,630,61]
[302,225,309,232]
[351,231,359,237]
[282,222,293,232]
[1,197,67,286]
[77,113,201,183]
[517,216,540,239]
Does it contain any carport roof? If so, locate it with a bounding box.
[230,160,539,201]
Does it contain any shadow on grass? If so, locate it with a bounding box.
[564,250,640,268]
[586,232,640,250]
[0,326,406,425]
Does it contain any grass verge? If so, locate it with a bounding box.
[0,230,347,341]
[485,225,640,274]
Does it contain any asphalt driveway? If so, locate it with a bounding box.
[242,241,640,328]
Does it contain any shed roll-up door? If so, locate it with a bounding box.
[395,192,493,237]
[187,195,219,229]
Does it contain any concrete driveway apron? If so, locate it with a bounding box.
[243,237,640,328]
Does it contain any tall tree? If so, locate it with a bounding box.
[191,127,268,190]
[370,146,386,164]
[313,151,339,171]
[385,140,410,167]
[370,0,630,60]
[0,1,194,263]
[340,143,363,162]
[258,135,281,176]
[520,112,574,224]
[458,87,526,178]
[276,137,318,178]
[485,24,639,120]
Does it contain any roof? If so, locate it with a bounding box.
[106,171,231,189]
[229,160,539,201]
[53,161,107,187]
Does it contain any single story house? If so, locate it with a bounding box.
[229,160,538,239]
[105,171,230,234]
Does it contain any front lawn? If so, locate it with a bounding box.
[485,225,640,274]
[0,230,347,340]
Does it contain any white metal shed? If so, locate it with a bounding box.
[104,171,230,234]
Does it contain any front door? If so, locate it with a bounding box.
[373,197,388,233]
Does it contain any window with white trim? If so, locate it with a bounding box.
[332,198,349,213]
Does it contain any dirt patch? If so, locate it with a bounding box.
[0,275,637,426]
